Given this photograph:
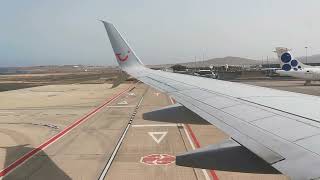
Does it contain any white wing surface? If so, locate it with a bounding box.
[102,21,320,180]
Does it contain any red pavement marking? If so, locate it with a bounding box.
[0,85,135,177]
[170,97,219,180]
[185,124,219,180]
[208,170,220,180]
[140,154,175,165]
[185,124,201,148]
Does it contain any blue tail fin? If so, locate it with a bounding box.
[274,47,307,71]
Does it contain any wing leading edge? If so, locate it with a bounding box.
[102,21,320,180]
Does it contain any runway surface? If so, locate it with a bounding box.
[0,83,137,179]
[0,80,314,179]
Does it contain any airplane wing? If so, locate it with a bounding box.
[102,21,320,180]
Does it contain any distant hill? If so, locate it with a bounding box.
[266,54,320,65]
[159,54,320,68]
[297,54,320,64]
[180,56,261,67]
[148,56,262,69]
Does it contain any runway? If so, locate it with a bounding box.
[0,84,134,178]
[0,83,139,179]
[0,80,312,179]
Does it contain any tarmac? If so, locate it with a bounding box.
[0,79,317,180]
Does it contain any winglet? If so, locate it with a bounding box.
[101,21,144,72]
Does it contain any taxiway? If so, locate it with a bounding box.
[1,79,317,179]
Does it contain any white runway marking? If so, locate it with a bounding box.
[117,100,128,105]
[98,95,145,180]
[148,132,168,144]
[169,96,175,104]
[131,124,178,127]
[181,123,211,180]
[106,105,135,108]
[169,96,211,180]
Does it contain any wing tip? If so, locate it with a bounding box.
[98,19,113,26]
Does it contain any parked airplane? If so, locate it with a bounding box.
[102,21,320,180]
[274,47,320,85]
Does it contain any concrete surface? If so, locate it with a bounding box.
[0,83,138,179]
[1,79,319,179]
[237,79,320,96]
[104,85,289,180]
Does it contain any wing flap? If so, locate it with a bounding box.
[169,90,286,164]
[252,116,320,142]
[176,139,280,174]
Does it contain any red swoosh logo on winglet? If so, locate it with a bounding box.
[115,51,130,62]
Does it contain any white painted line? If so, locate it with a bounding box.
[106,105,136,108]
[169,96,175,104]
[136,96,144,107]
[201,163,212,179]
[117,100,128,105]
[98,93,145,180]
[181,123,210,180]
[98,121,131,180]
[131,124,178,127]
[181,124,196,150]
[148,132,167,144]
[170,96,211,180]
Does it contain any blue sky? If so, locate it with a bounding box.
[1,0,319,66]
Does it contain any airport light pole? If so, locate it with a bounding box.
[202,52,205,68]
[305,46,308,64]
[194,56,197,72]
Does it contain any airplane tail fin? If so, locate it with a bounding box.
[273,47,307,71]
[101,21,144,71]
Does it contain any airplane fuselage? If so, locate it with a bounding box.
[276,67,320,80]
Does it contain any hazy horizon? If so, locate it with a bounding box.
[1,0,320,67]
